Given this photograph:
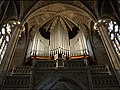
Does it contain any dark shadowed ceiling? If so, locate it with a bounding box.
[0,0,120,34]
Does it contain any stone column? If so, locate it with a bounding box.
[0,23,22,87]
[97,23,120,84]
[98,24,120,69]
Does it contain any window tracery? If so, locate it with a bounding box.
[107,21,120,58]
[0,23,12,64]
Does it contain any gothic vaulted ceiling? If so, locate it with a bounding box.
[0,0,120,32]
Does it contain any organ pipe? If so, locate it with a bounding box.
[50,16,69,56]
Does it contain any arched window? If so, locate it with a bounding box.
[0,21,20,64]
[107,21,120,58]
[0,23,12,64]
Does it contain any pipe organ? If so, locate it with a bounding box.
[50,16,70,57]
[26,15,93,60]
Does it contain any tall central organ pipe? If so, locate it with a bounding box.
[50,16,69,57]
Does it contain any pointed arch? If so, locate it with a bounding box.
[36,75,87,90]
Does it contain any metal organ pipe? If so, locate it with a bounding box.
[31,32,37,56]
[50,16,69,57]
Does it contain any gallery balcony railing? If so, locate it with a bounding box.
[90,65,111,75]
[34,59,88,69]
[91,75,119,87]
[64,60,87,68]
[4,75,31,88]
[32,58,96,69]
[35,60,56,69]
[11,66,32,75]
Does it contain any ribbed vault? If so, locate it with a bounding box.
[25,3,93,38]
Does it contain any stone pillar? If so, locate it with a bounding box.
[0,23,22,87]
[97,24,120,84]
[98,24,120,69]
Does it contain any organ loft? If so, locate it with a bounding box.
[0,0,120,90]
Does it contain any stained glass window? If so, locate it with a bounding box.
[0,23,12,64]
[107,21,120,58]
[0,21,21,64]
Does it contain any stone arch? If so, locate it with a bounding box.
[36,75,87,90]
[22,3,96,28]
[22,2,96,23]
